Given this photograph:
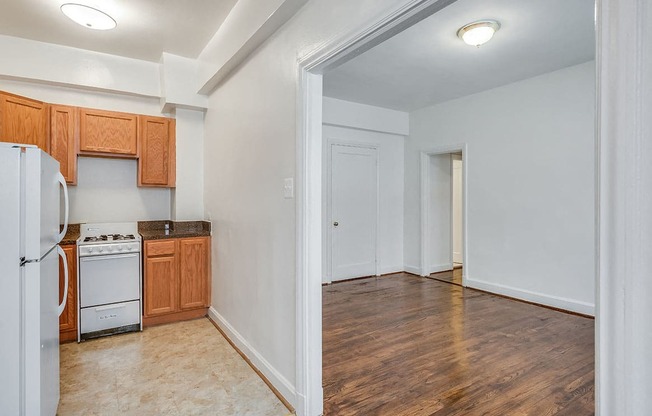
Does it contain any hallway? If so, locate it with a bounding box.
[322,273,594,415]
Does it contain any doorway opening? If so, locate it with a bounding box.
[295,0,599,415]
[419,147,468,287]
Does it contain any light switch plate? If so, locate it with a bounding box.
[284,178,294,199]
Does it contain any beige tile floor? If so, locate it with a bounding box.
[57,318,291,416]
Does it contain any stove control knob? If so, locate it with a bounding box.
[118,246,124,252]
[99,247,104,253]
[107,246,113,253]
[88,247,93,253]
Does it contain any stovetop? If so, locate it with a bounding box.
[82,234,137,243]
[78,222,141,246]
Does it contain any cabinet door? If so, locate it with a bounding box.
[144,255,178,316]
[0,93,49,151]
[179,237,209,310]
[79,108,137,156]
[50,105,78,185]
[59,245,77,334]
[138,116,175,187]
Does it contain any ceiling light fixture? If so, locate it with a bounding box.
[457,20,500,47]
[61,3,116,30]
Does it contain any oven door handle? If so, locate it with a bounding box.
[94,303,128,312]
[80,253,140,262]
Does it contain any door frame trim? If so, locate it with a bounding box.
[295,4,461,413]
[419,144,468,284]
[325,139,380,283]
[292,0,652,413]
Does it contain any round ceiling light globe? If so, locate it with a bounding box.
[457,20,500,47]
[61,3,116,30]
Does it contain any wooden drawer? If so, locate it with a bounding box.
[145,240,176,257]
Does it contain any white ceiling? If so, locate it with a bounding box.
[0,0,238,62]
[323,0,595,112]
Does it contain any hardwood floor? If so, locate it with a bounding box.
[428,267,463,286]
[322,273,594,415]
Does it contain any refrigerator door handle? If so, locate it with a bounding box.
[57,172,69,243]
[57,245,68,317]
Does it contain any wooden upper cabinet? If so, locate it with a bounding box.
[50,105,79,185]
[79,108,138,156]
[138,116,176,187]
[179,237,210,310]
[0,92,49,151]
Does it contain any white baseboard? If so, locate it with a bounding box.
[379,265,404,275]
[403,264,421,275]
[430,263,453,274]
[207,307,297,407]
[466,278,595,316]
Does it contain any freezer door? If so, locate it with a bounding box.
[0,145,21,416]
[24,147,61,261]
[24,249,60,416]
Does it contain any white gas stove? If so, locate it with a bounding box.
[77,223,143,341]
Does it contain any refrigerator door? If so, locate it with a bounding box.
[23,146,62,261]
[24,249,60,416]
[0,144,22,415]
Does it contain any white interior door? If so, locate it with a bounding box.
[452,155,463,264]
[330,144,378,281]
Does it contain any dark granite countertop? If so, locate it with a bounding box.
[138,220,211,240]
[60,224,80,246]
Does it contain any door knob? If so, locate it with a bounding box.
[333,221,339,226]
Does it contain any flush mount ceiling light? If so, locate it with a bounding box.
[61,3,116,30]
[457,20,500,47]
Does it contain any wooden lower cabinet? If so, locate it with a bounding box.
[143,237,210,326]
[144,252,178,316]
[179,238,209,310]
[59,245,77,343]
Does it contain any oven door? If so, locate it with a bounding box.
[79,252,141,308]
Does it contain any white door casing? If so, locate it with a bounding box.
[329,143,378,281]
[297,0,652,413]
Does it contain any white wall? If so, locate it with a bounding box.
[322,97,409,136]
[0,35,160,98]
[202,0,425,407]
[0,79,205,223]
[405,61,596,315]
[197,0,309,93]
[322,98,406,281]
[173,108,205,221]
[322,125,405,281]
[69,158,170,223]
[428,154,452,273]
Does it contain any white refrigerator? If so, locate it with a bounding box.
[0,142,69,416]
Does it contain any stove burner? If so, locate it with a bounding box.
[82,234,136,243]
[83,236,107,243]
[111,234,136,240]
